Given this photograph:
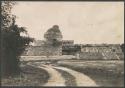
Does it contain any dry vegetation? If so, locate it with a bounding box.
[57,60,124,87]
[1,63,49,86]
[1,58,124,87]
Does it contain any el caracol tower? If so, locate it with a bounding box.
[43,25,63,56]
[24,25,63,56]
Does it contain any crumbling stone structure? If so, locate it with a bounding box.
[80,44,124,60]
[22,25,124,60]
[24,25,63,56]
[43,25,63,56]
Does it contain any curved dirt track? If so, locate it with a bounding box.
[39,65,65,86]
[28,63,65,86]
[52,65,97,86]
[28,62,98,86]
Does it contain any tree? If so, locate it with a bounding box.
[1,1,34,77]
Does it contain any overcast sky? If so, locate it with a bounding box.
[12,1,124,44]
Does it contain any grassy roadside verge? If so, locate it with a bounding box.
[1,62,49,86]
[57,60,124,87]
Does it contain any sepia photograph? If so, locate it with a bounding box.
[1,1,124,87]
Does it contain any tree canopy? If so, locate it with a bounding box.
[1,1,34,77]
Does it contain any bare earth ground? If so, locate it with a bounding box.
[28,63,98,86]
[55,69,77,86]
[52,65,97,86]
[33,64,66,86]
[1,58,124,87]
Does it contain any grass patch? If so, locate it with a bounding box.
[1,62,49,86]
[57,60,124,87]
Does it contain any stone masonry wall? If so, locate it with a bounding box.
[22,45,62,56]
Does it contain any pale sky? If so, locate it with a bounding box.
[12,1,124,44]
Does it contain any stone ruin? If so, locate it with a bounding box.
[24,25,63,56]
[22,25,124,60]
[43,25,63,56]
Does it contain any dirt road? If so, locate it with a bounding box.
[52,65,97,86]
[28,62,97,86]
[27,63,65,86]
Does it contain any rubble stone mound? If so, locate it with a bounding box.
[44,25,63,42]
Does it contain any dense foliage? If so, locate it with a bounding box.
[1,1,34,77]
